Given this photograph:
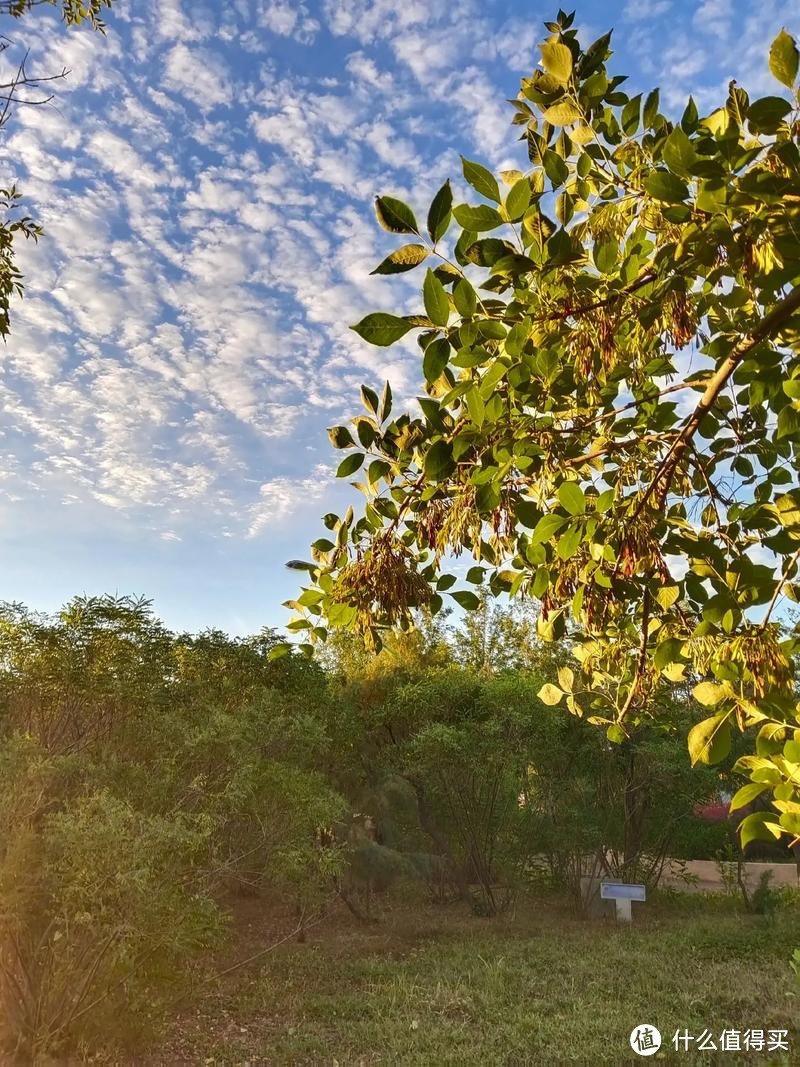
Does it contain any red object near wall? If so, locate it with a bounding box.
[693,802,730,823]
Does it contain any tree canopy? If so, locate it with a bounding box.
[286,11,800,854]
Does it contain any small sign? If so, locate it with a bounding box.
[601,882,646,902]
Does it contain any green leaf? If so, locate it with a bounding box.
[543,99,582,125]
[645,170,689,204]
[451,589,480,610]
[360,385,379,415]
[757,722,788,756]
[427,180,453,243]
[556,524,581,560]
[461,156,500,203]
[540,40,573,85]
[747,96,792,132]
[593,235,618,275]
[453,204,504,232]
[532,566,549,597]
[328,425,355,449]
[371,244,429,274]
[655,585,680,610]
[424,439,455,480]
[328,602,357,627]
[654,637,683,670]
[679,97,698,135]
[515,499,539,528]
[557,482,586,515]
[538,682,564,706]
[621,93,641,135]
[423,268,450,327]
[310,538,334,552]
[662,127,695,177]
[475,481,500,513]
[769,29,799,88]
[352,313,414,347]
[453,279,477,318]
[537,608,566,642]
[688,712,731,766]
[777,405,800,440]
[780,811,800,836]
[643,88,660,128]
[379,380,392,422]
[692,680,726,706]
[356,420,376,450]
[531,513,565,544]
[505,177,532,221]
[695,179,728,215]
[729,782,767,812]
[739,811,782,849]
[465,385,485,427]
[297,588,323,607]
[423,338,450,383]
[336,453,364,478]
[367,459,390,487]
[543,150,569,188]
[375,195,418,234]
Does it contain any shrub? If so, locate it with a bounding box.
[0,598,347,1057]
[0,786,221,1057]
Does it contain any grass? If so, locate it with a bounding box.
[148,891,800,1066]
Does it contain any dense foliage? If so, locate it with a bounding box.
[0,595,745,1056]
[290,13,800,858]
[0,597,342,1057]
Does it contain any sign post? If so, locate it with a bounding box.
[600,881,646,922]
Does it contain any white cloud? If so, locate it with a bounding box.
[258,0,320,44]
[245,464,333,537]
[345,51,394,92]
[323,0,436,45]
[164,43,233,110]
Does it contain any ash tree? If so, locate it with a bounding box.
[284,11,800,853]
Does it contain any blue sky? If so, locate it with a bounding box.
[1,0,797,634]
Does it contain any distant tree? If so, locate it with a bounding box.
[289,13,800,855]
[0,0,114,337]
[453,587,562,673]
[318,609,452,680]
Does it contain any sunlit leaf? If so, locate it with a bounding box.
[769,29,799,88]
[352,313,414,347]
[371,244,429,275]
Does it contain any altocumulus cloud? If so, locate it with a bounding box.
[0,0,796,624]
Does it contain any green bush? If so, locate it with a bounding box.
[669,814,733,861]
[0,598,346,1058]
[0,787,221,1056]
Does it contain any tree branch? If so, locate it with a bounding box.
[637,283,800,514]
[618,587,652,723]
[760,543,800,631]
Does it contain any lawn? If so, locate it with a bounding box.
[147,891,800,1065]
